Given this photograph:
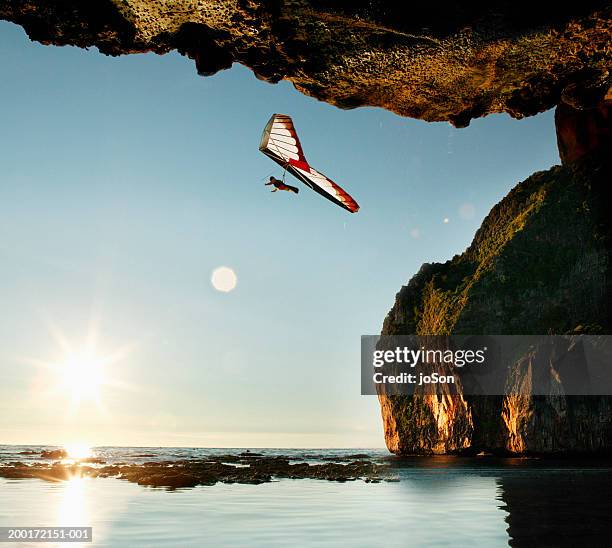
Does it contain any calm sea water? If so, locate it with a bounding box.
[1,446,610,547]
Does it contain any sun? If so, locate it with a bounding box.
[24,324,133,416]
[45,338,132,413]
[58,347,107,403]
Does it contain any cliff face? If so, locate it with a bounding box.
[0,1,610,126]
[380,94,612,455]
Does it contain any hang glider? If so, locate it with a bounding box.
[259,114,359,213]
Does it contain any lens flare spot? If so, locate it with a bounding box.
[211,266,238,292]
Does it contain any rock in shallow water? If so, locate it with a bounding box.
[0,454,394,488]
[40,449,67,460]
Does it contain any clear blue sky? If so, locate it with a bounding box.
[0,21,560,448]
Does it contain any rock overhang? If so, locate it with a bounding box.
[0,0,609,126]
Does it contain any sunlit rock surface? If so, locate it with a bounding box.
[0,1,610,125]
[380,140,612,455]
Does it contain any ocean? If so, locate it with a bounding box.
[1,446,610,547]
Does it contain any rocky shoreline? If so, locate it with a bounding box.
[0,453,397,489]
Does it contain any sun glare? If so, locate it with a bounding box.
[25,322,134,418]
[63,442,92,460]
[59,348,106,403]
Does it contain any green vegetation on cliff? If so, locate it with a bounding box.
[383,151,611,339]
[380,149,612,455]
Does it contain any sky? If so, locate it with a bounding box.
[0,21,560,448]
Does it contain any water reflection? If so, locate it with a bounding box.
[498,470,612,546]
[388,455,612,546]
[1,451,611,547]
[57,475,89,547]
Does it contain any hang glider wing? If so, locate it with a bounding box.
[259,114,359,213]
[259,114,306,165]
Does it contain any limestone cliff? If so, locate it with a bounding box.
[0,1,610,126]
[380,95,612,455]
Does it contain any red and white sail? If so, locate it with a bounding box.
[259,114,359,213]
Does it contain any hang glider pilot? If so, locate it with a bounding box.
[259,114,359,213]
[265,176,299,194]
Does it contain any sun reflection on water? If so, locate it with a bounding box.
[57,474,89,547]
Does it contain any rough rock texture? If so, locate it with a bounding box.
[0,453,395,488]
[556,85,611,163]
[379,125,612,454]
[0,1,610,126]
